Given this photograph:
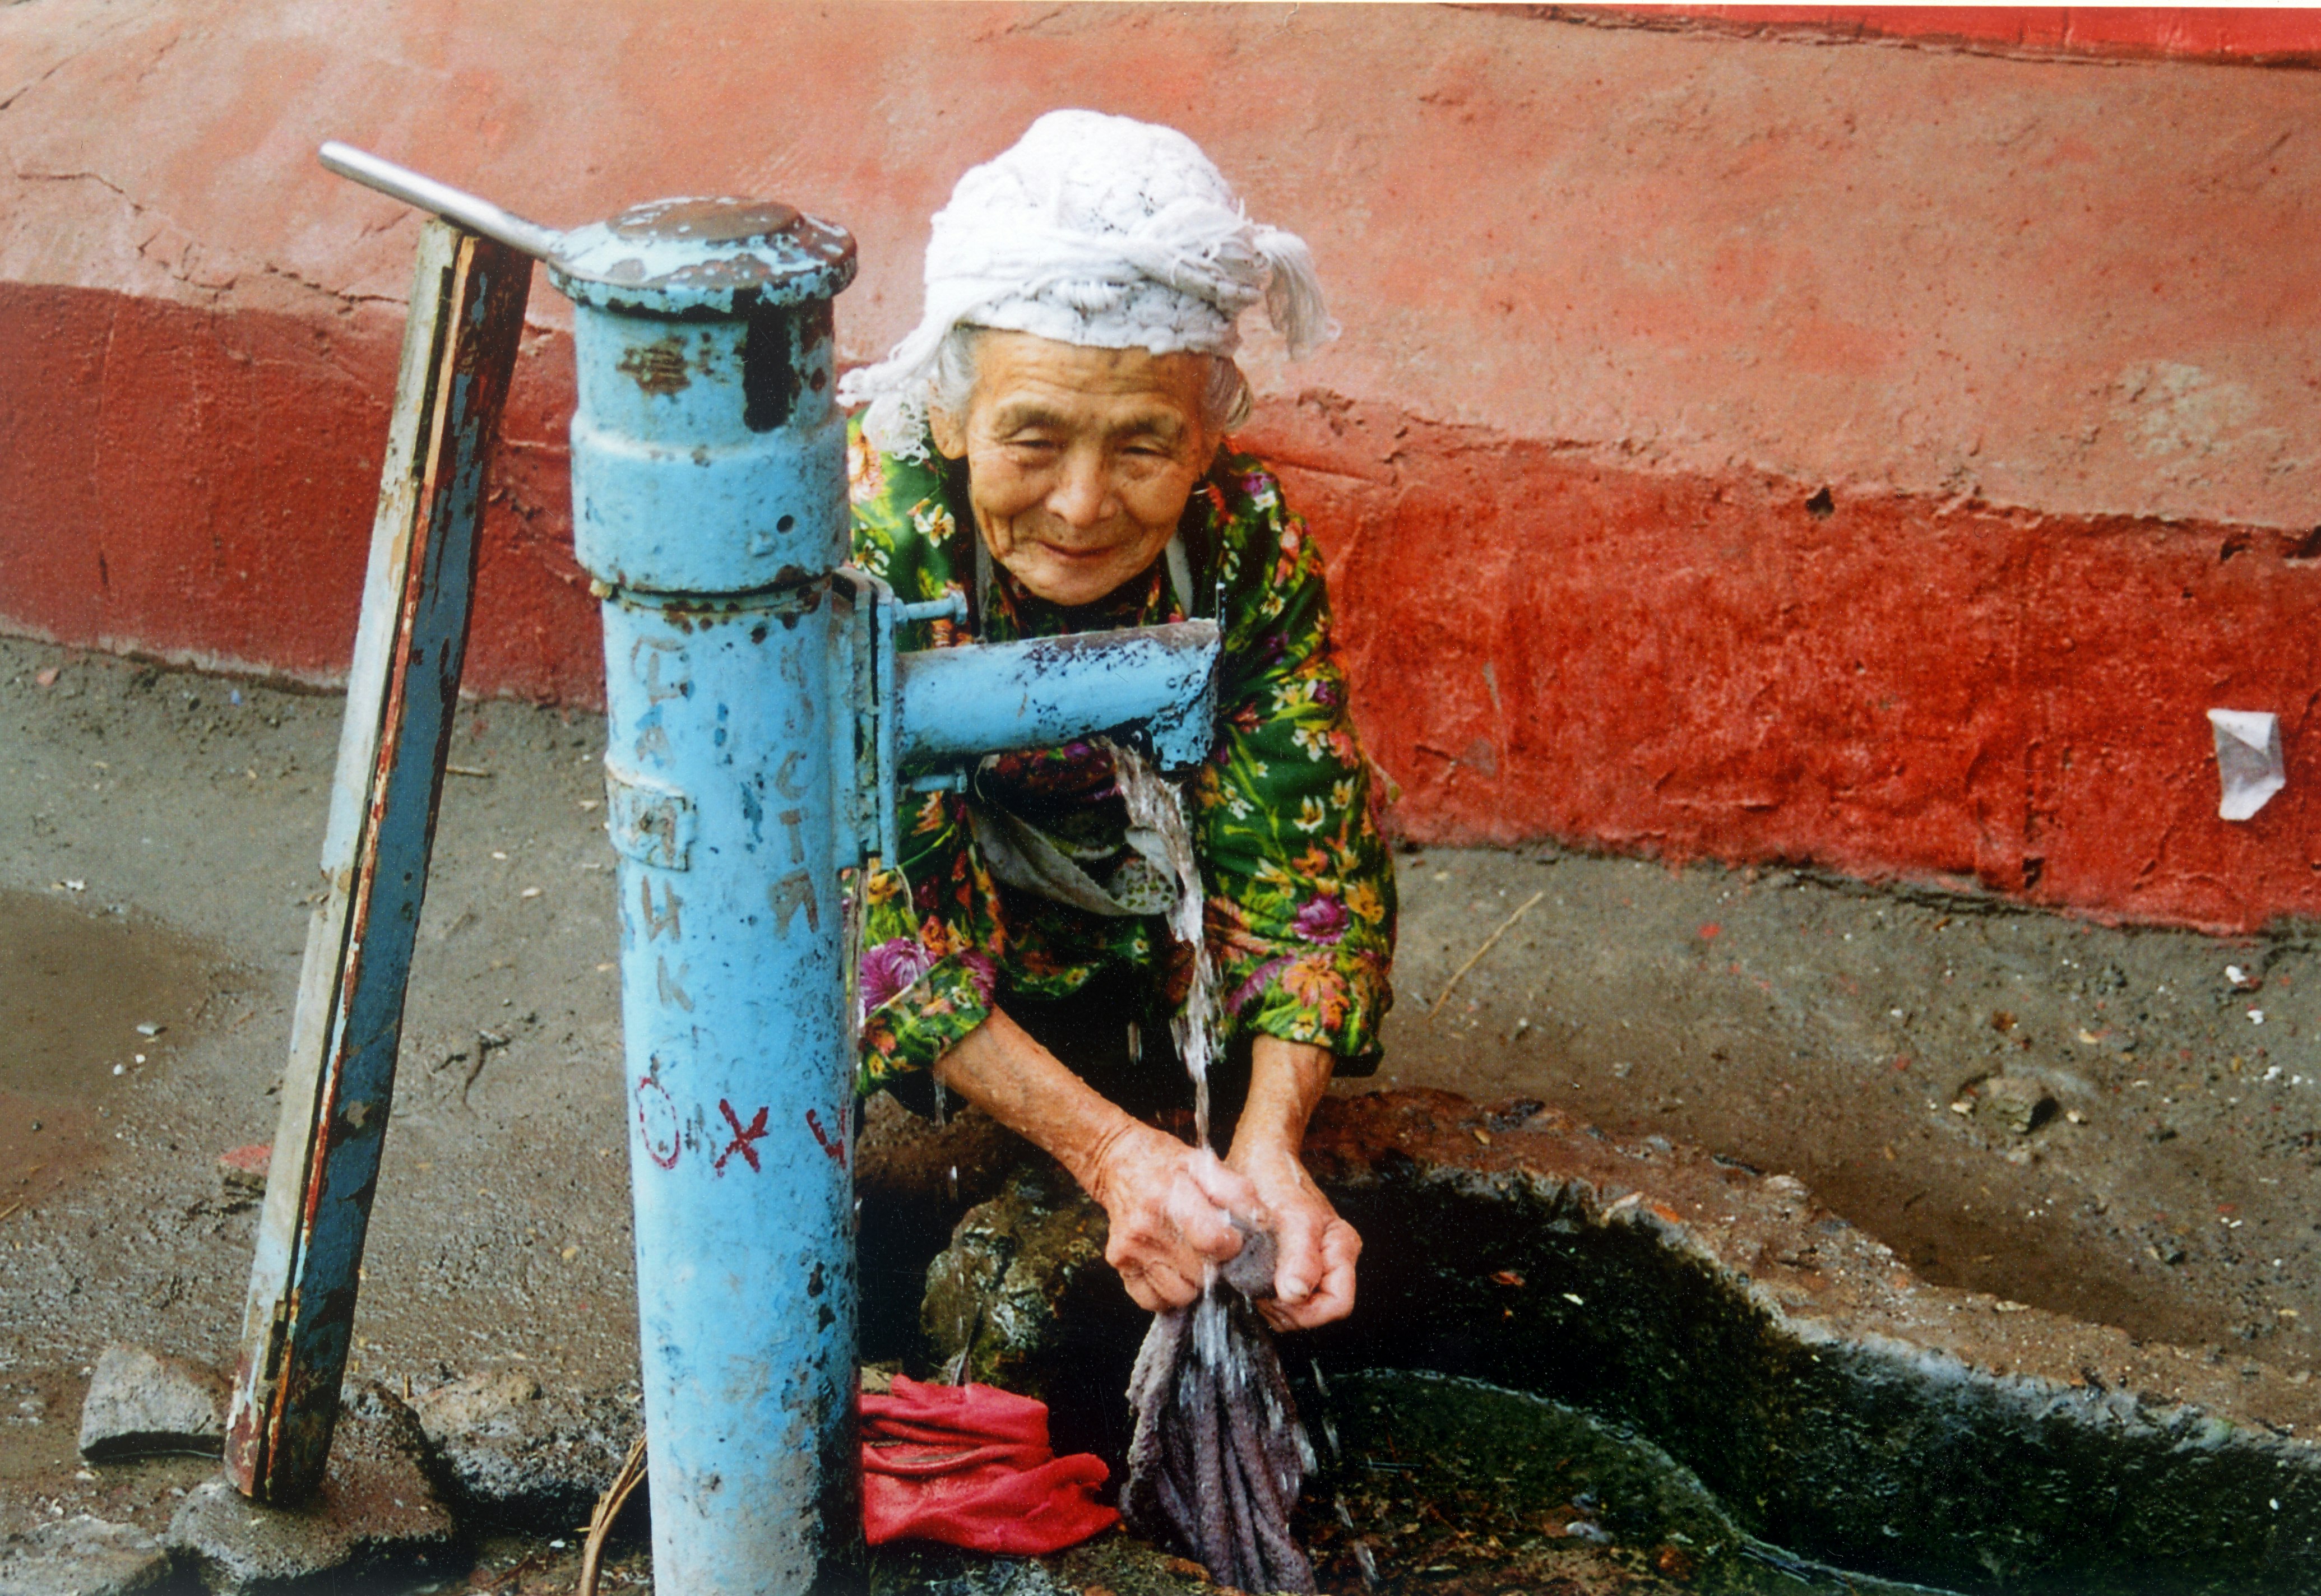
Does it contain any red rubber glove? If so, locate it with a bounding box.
[860,1376,1119,1554]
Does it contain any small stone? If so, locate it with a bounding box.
[166,1383,453,1594]
[410,1371,640,1530]
[217,1146,270,1208]
[0,1515,170,1596]
[1973,1076,2056,1136]
[78,1346,230,1461]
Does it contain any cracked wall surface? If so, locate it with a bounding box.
[1,1,2317,929]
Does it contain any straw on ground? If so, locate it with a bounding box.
[1427,889,1547,1024]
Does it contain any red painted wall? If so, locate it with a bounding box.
[1,3,2314,932]
[1247,398,2320,931]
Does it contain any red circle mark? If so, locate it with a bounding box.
[635,1076,682,1170]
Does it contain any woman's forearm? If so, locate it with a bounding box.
[1223,1035,1358,1328]
[932,1006,1142,1189]
[1226,1036,1336,1164]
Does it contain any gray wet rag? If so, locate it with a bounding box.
[1122,1222,1318,1594]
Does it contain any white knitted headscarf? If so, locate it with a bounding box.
[837,109,1337,460]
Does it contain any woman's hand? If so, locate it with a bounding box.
[1226,1140,1360,1330]
[937,1012,1266,1312]
[1085,1121,1262,1311]
[1226,1036,1361,1330]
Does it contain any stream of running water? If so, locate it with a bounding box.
[1108,739,1217,1152]
[1109,738,1323,1594]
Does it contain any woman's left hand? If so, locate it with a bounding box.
[1226,1140,1361,1331]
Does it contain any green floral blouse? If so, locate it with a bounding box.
[846,419,1396,1098]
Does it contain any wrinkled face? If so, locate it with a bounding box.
[929,331,1213,608]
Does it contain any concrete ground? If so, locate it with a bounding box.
[4,634,2318,1553]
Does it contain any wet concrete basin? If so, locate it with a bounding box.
[1293,1092,2321,1594]
[907,1091,2321,1595]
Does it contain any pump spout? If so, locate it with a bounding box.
[896,619,1219,774]
[830,575,1220,868]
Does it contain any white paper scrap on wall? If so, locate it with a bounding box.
[2206,708,2285,822]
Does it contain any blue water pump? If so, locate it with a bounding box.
[313,146,1219,1595]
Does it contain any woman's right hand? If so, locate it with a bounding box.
[932,1009,1263,1311]
[1083,1121,1262,1311]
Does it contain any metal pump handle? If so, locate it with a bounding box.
[319,141,565,263]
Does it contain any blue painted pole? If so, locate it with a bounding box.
[226,217,532,1505]
[553,201,863,1596]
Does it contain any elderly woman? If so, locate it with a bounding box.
[837,112,1394,1332]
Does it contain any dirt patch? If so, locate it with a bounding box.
[0,641,639,1552]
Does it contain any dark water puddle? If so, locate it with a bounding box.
[1295,1370,1957,1596]
[0,887,221,1210]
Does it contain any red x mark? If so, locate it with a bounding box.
[714,1098,769,1173]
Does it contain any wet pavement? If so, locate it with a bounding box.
[0,639,638,1559]
[0,889,219,1222]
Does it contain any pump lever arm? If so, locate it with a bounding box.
[319,141,566,265]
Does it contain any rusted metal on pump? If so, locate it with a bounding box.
[224,219,532,1505]
[554,196,855,316]
[610,197,801,243]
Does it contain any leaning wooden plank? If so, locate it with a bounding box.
[223,219,532,1505]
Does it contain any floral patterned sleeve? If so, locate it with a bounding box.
[844,425,1003,1096]
[1196,463,1397,1067]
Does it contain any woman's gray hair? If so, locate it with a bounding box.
[930,324,1253,439]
